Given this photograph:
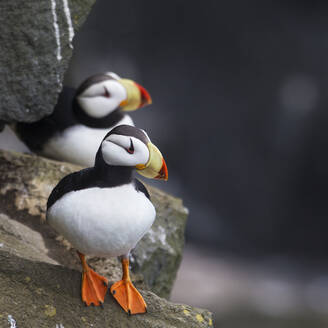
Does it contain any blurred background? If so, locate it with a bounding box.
[2,0,328,326]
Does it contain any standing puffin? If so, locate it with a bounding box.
[46,125,168,314]
[14,72,152,166]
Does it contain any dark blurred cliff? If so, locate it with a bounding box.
[64,0,328,256]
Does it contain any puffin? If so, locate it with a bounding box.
[46,125,168,314]
[14,72,152,166]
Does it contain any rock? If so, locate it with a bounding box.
[0,149,188,298]
[131,186,189,298]
[0,250,213,328]
[0,213,59,265]
[0,0,96,123]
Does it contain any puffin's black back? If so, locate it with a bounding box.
[15,84,126,152]
[47,167,150,210]
[15,86,77,151]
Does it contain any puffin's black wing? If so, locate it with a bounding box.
[134,179,150,200]
[47,169,149,210]
[15,86,77,152]
[47,167,95,210]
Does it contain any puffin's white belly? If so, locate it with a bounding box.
[41,115,134,166]
[47,184,156,257]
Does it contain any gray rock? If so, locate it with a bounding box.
[0,149,188,298]
[0,213,59,265]
[0,250,213,328]
[0,0,96,123]
[131,186,189,298]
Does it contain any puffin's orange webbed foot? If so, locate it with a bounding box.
[110,258,147,315]
[81,267,108,306]
[110,279,147,314]
[78,252,108,306]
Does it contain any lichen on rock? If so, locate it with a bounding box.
[0,250,213,327]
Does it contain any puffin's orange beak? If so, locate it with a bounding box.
[134,82,152,108]
[155,157,168,181]
[136,143,168,181]
[118,79,152,111]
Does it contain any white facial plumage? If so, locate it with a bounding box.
[106,72,121,80]
[101,134,149,167]
[76,80,127,118]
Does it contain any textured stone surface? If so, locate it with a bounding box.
[131,186,189,298]
[0,250,213,328]
[0,213,59,265]
[0,149,188,298]
[0,0,96,123]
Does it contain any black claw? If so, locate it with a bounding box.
[112,290,116,295]
[100,302,104,309]
[128,309,131,316]
[84,302,87,307]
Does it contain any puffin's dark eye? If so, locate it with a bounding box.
[126,138,134,154]
[104,87,110,98]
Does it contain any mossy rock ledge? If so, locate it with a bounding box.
[0,150,214,327]
[0,250,213,328]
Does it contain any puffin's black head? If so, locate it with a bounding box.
[95,125,168,181]
[75,72,152,119]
